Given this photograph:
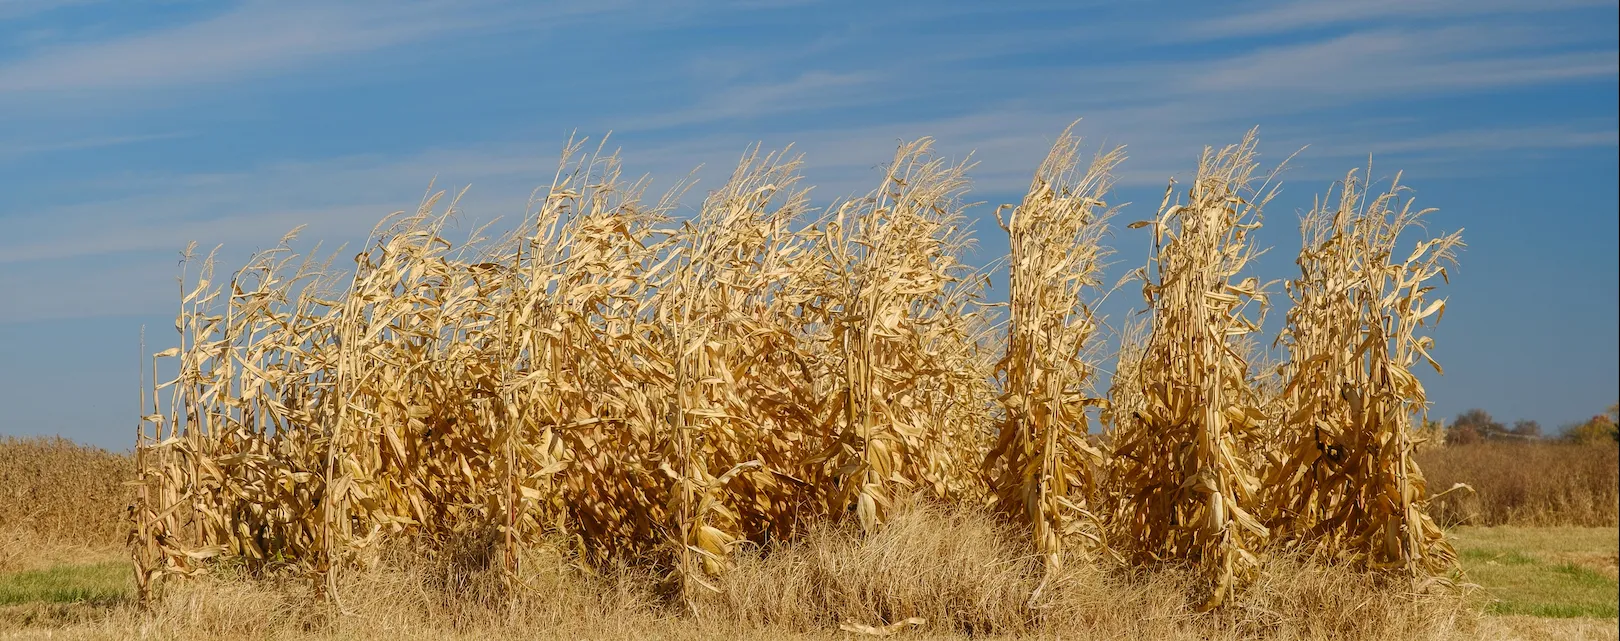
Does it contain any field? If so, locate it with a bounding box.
[0,491,1615,639]
[2,130,1618,640]
[4,374,1616,640]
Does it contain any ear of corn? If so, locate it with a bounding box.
[132,127,1464,610]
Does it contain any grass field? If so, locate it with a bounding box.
[1,523,1614,640]
[1452,527,1618,619]
[0,561,127,607]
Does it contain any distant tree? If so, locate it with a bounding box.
[1446,424,1481,446]
[1566,409,1619,446]
[1447,408,1505,445]
[1510,419,1542,439]
[1453,408,1504,434]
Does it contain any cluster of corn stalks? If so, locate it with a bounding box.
[1107,131,1277,611]
[983,126,1120,581]
[1262,167,1465,580]
[131,127,1465,611]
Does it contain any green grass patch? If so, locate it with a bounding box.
[1458,548,1539,566]
[1452,526,1619,619]
[0,560,132,606]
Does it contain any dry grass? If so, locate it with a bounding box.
[0,437,131,547]
[706,499,1486,639]
[4,500,1502,640]
[0,452,1608,640]
[704,499,1044,634]
[1417,442,1620,527]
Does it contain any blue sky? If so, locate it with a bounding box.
[1,0,1615,449]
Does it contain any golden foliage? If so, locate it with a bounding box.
[1265,167,1464,581]
[129,125,1468,612]
[1108,130,1277,610]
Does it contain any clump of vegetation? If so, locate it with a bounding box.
[1263,165,1463,578]
[1407,403,1620,527]
[1106,131,1276,610]
[84,124,1481,623]
[1418,441,1619,527]
[0,437,130,546]
[1564,405,1619,445]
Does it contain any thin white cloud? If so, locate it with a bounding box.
[620,70,882,131]
[0,0,106,20]
[0,3,457,92]
[1355,125,1619,155]
[0,131,191,159]
[0,112,1611,323]
[0,1,661,94]
[1177,30,1617,96]
[1196,0,1612,38]
[1,0,1615,323]
[0,203,389,266]
[11,107,1608,273]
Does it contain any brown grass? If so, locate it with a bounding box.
[1417,442,1620,527]
[0,437,131,547]
[705,499,1485,639]
[5,500,1498,640]
[0,443,1606,639]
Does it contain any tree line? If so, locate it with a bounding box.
[1439,403,1618,446]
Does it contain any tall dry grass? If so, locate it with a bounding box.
[703,499,1480,639]
[0,436,131,544]
[13,500,1491,641]
[1417,442,1620,527]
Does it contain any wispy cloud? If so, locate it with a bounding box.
[1173,29,1617,96]
[1195,0,1613,39]
[0,1,665,95]
[1350,124,1618,156]
[621,70,881,131]
[1,0,1614,322]
[0,130,190,159]
[0,0,107,21]
[0,3,461,93]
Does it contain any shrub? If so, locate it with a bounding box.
[1416,441,1619,527]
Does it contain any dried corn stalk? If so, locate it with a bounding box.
[798,138,990,533]
[130,127,1471,611]
[652,146,810,602]
[133,136,994,602]
[1109,130,1275,610]
[984,125,1122,575]
[1265,167,1464,580]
